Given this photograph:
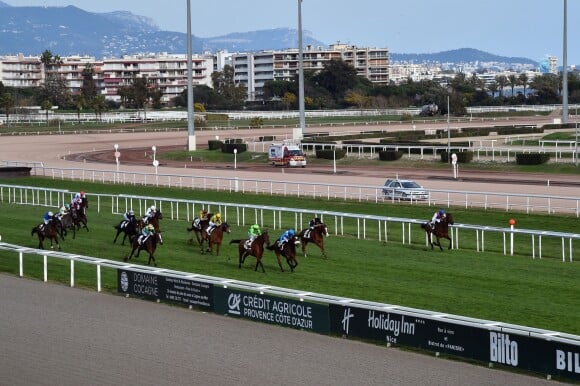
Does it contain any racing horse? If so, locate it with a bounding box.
[231,231,271,273]
[31,218,62,250]
[113,218,139,245]
[138,211,163,233]
[58,212,77,239]
[124,231,163,266]
[186,212,213,245]
[266,234,300,272]
[421,212,454,251]
[199,222,231,256]
[298,222,330,258]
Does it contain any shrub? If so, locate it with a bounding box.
[515,153,550,165]
[249,117,264,128]
[400,113,413,121]
[315,149,347,160]
[440,151,474,163]
[222,143,247,154]
[378,150,404,161]
[207,140,223,150]
[259,135,276,142]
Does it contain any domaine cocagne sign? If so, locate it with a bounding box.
[118,269,213,309]
[213,287,329,334]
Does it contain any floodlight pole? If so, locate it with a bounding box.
[186,0,196,150]
[296,0,305,140]
[447,95,451,163]
[562,0,568,124]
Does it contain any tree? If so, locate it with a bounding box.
[81,64,97,105]
[210,65,246,109]
[40,100,52,123]
[73,94,86,123]
[508,74,518,97]
[488,82,499,98]
[132,77,150,120]
[495,75,508,98]
[0,92,15,123]
[312,59,357,102]
[281,92,297,110]
[91,95,107,121]
[519,73,529,98]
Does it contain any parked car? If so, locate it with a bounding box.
[382,178,429,201]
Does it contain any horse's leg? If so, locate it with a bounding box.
[317,240,327,259]
[276,252,284,272]
[301,239,309,258]
[113,228,121,243]
[445,236,452,250]
[434,235,443,251]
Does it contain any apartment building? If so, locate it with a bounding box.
[0,54,43,88]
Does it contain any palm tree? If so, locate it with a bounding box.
[508,74,518,97]
[488,82,499,98]
[519,73,529,98]
[40,100,52,124]
[495,75,508,98]
[91,95,106,121]
[73,94,86,123]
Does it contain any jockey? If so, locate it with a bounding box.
[277,228,295,249]
[143,205,156,224]
[245,224,261,249]
[206,213,222,235]
[305,217,321,238]
[431,208,446,228]
[57,204,69,219]
[41,211,54,230]
[139,224,155,245]
[71,193,82,211]
[199,209,209,221]
[121,209,135,228]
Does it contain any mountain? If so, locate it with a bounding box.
[391,48,537,66]
[0,4,324,57]
[0,3,537,67]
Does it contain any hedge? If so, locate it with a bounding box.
[515,153,551,165]
[440,151,474,163]
[315,149,347,160]
[378,150,404,161]
[208,140,223,150]
[221,143,247,154]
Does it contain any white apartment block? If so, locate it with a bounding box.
[1,45,390,104]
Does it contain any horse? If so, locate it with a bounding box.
[113,218,138,245]
[31,219,62,250]
[266,235,300,272]
[230,231,271,273]
[421,213,455,251]
[298,222,330,258]
[186,212,213,245]
[199,222,230,255]
[124,231,163,266]
[70,208,89,233]
[58,212,77,239]
[138,211,163,233]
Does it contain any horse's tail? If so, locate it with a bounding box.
[420,223,428,230]
[31,226,38,236]
[266,244,275,251]
[186,226,194,232]
[229,239,242,245]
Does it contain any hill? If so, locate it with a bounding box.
[0,2,537,67]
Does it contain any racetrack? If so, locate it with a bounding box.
[0,122,576,384]
[0,274,562,386]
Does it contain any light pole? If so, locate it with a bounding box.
[575,107,578,166]
[114,144,120,181]
[233,148,238,169]
[562,0,568,124]
[447,95,451,163]
[296,0,305,140]
[186,0,196,150]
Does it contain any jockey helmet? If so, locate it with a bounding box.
[147,224,155,230]
[75,193,80,199]
[80,191,85,196]
[48,211,54,217]
[129,210,134,215]
[215,213,221,219]
[288,229,295,236]
[64,204,69,209]
[438,209,445,216]
[150,205,156,211]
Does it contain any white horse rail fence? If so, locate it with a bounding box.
[13,163,580,217]
[1,184,579,261]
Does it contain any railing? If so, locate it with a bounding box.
[23,165,580,217]
[2,184,579,261]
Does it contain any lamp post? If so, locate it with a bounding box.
[575,107,578,166]
[296,0,305,140]
[233,148,238,169]
[113,144,120,182]
[447,95,451,163]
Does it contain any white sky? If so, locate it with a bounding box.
[5,0,580,64]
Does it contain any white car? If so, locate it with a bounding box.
[382,179,429,201]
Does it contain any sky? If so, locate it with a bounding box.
[6,0,580,64]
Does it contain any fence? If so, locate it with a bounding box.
[1,241,579,381]
[2,184,579,261]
